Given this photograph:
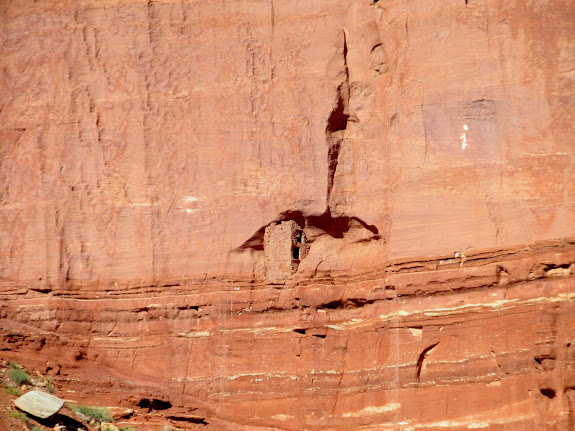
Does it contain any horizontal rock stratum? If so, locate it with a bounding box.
[1,0,574,429]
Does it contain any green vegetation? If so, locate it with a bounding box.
[8,362,31,386]
[44,381,54,393]
[119,427,136,431]
[70,404,114,423]
[9,410,29,424]
[31,427,44,431]
[3,387,22,396]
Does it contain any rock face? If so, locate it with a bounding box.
[1,0,575,430]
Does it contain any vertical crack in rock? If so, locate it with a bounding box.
[416,342,439,381]
[234,30,383,280]
[270,0,275,56]
[182,339,195,395]
[566,387,575,428]
[421,97,428,162]
[144,0,160,281]
[325,30,350,206]
[56,209,67,284]
[266,0,275,81]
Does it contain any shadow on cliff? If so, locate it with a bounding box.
[234,209,381,252]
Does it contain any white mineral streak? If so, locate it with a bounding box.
[343,403,402,418]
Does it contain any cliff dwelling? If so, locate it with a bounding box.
[264,220,309,283]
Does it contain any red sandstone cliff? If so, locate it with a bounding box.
[1,0,575,429]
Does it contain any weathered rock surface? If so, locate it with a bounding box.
[1,0,575,429]
[13,390,64,419]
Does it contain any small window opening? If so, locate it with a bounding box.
[293,247,300,260]
[296,232,302,243]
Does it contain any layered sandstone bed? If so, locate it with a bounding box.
[2,241,575,430]
[1,0,575,429]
